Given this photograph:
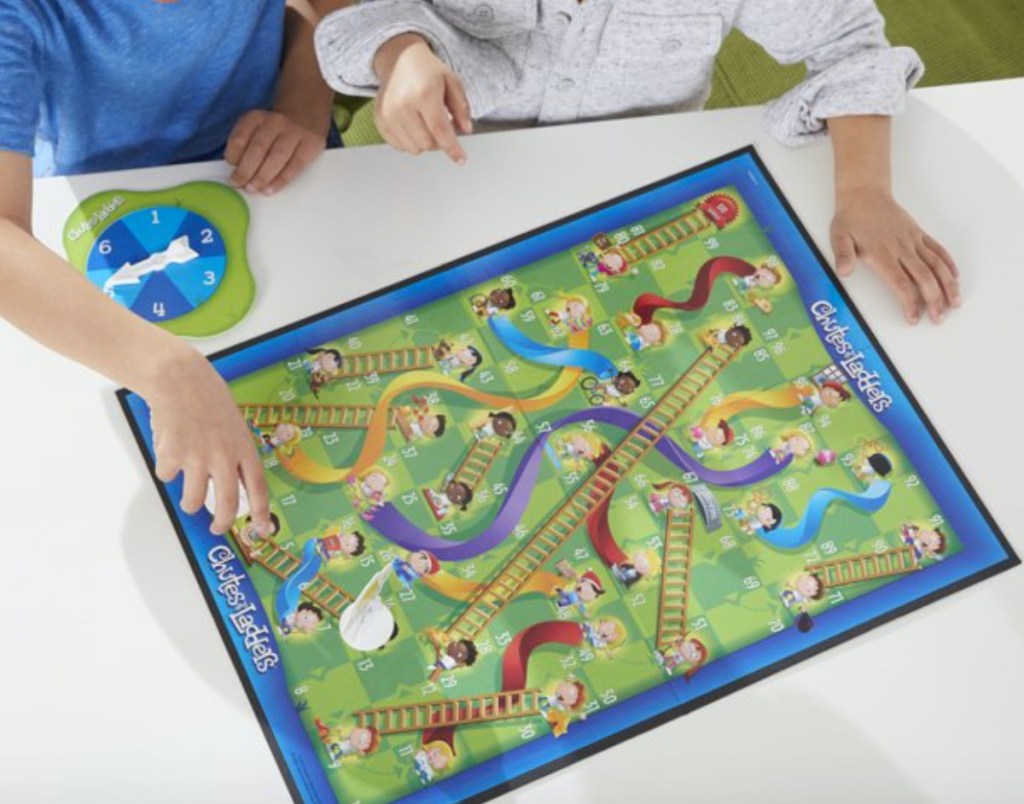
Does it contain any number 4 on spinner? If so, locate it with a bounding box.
[62,182,256,337]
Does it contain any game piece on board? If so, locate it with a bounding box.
[339,563,397,651]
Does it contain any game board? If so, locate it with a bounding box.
[119,148,1017,804]
[63,182,255,337]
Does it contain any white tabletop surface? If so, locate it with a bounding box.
[6,78,1024,803]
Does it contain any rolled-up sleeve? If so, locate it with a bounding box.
[314,0,521,118]
[0,8,42,156]
[735,0,923,145]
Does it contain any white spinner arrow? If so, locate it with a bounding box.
[103,235,199,293]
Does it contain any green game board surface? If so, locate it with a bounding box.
[119,149,1015,804]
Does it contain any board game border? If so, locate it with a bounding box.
[117,145,1019,804]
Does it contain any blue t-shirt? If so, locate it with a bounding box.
[0,0,284,176]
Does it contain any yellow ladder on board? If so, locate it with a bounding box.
[240,403,399,430]
[655,508,697,652]
[807,546,920,589]
[353,689,544,734]
[227,530,353,619]
[453,437,504,491]
[442,342,742,644]
[338,345,436,379]
[620,208,710,264]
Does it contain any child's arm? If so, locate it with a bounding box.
[735,0,957,324]
[314,3,525,162]
[371,34,472,164]
[226,0,351,195]
[828,116,958,325]
[0,152,273,535]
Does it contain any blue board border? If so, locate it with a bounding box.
[118,146,1018,804]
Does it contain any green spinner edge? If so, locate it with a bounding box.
[61,181,256,338]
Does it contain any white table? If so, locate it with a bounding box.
[6,78,1024,803]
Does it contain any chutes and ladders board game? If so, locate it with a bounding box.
[119,148,1017,804]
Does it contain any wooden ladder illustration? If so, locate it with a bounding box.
[337,345,436,379]
[655,508,697,652]
[807,547,921,590]
[352,689,544,735]
[227,531,352,619]
[240,403,398,430]
[452,437,504,491]
[442,342,742,644]
[619,207,712,264]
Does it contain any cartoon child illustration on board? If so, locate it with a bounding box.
[578,245,636,281]
[280,601,325,637]
[303,347,343,395]
[581,370,643,407]
[648,481,693,516]
[733,261,784,293]
[656,634,708,680]
[473,410,518,441]
[850,440,895,483]
[733,492,785,536]
[582,617,626,656]
[427,635,479,682]
[316,528,366,562]
[545,294,593,334]
[470,287,517,318]
[230,512,282,555]
[539,678,588,737]
[249,420,303,455]
[901,522,948,563]
[347,467,391,519]
[617,311,668,352]
[434,339,484,382]
[424,475,474,519]
[413,736,456,785]
[734,259,785,314]
[314,718,380,765]
[800,379,852,416]
[780,572,825,610]
[391,549,442,590]
[690,419,734,459]
[779,571,825,632]
[702,323,752,350]
[771,431,815,464]
[552,562,605,617]
[611,549,660,588]
[395,396,447,442]
[553,431,606,469]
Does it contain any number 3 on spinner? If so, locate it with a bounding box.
[62,182,256,338]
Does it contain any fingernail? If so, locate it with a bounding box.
[245,184,257,193]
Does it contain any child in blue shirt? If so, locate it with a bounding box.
[0,1,347,536]
[316,0,961,327]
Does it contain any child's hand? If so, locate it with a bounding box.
[149,348,272,536]
[830,188,960,325]
[225,110,327,195]
[372,34,473,164]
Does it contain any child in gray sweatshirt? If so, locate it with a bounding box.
[315,0,960,326]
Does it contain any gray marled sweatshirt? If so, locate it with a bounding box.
[315,0,923,145]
